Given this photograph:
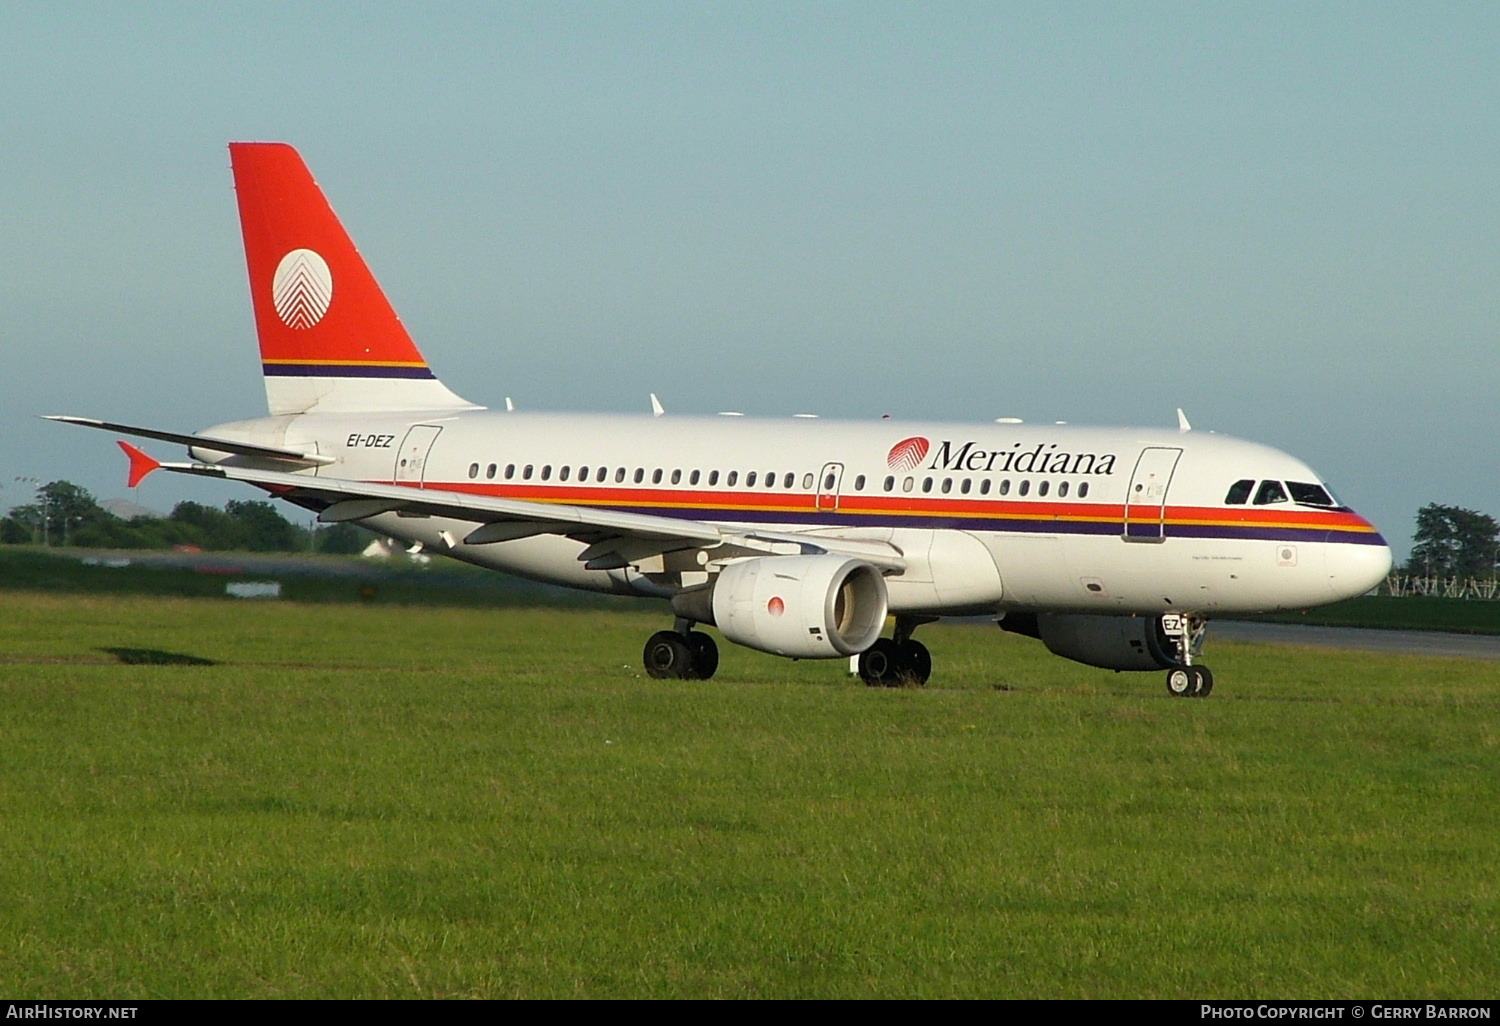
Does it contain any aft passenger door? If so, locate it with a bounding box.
[1123,446,1182,542]
[394,425,442,486]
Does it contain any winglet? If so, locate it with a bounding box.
[1176,408,1192,433]
[117,441,161,488]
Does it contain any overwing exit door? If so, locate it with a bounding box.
[816,462,844,511]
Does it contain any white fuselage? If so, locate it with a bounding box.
[197,409,1393,618]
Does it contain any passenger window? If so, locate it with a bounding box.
[1038,481,1049,497]
[541,465,552,481]
[689,470,700,486]
[854,475,866,491]
[505,464,515,480]
[598,467,607,483]
[1078,482,1089,498]
[1058,481,1069,497]
[1019,480,1030,496]
[559,466,570,481]
[671,469,682,485]
[764,472,775,489]
[1254,480,1289,505]
[941,478,952,494]
[824,473,836,490]
[960,479,971,494]
[746,471,758,487]
[709,470,719,486]
[633,468,644,484]
[615,468,626,483]
[802,473,814,489]
[468,463,479,479]
[980,479,991,495]
[1225,479,1255,505]
[523,465,534,481]
[1288,481,1337,507]
[883,476,894,492]
[903,477,914,493]
[922,478,934,493]
[727,471,738,486]
[784,473,795,489]
[999,480,1010,496]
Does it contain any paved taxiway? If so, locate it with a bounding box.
[1214,621,1500,660]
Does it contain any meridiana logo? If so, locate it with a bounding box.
[886,436,930,472]
[271,249,333,329]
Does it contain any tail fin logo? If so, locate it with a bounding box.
[271,249,333,329]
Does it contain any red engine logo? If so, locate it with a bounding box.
[886,436,930,472]
[767,596,785,617]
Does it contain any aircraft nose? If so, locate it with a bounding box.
[1325,531,1393,602]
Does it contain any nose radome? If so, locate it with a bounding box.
[1326,539,1393,601]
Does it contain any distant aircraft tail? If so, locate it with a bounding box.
[229,142,479,416]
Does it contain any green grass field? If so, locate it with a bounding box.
[1251,595,1500,635]
[0,590,1496,998]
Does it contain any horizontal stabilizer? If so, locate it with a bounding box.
[45,416,335,465]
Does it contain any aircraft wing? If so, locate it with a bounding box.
[112,442,906,573]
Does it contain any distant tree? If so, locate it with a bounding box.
[315,522,372,555]
[0,512,34,544]
[224,499,303,552]
[0,481,328,554]
[167,501,235,549]
[39,481,106,533]
[1406,504,1500,579]
[0,481,110,546]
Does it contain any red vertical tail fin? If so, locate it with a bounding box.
[229,142,478,416]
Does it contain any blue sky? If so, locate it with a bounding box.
[2,2,1496,557]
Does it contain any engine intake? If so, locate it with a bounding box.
[675,555,888,659]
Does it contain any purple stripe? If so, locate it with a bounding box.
[263,364,435,379]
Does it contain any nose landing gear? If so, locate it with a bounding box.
[1164,615,1212,697]
[1166,664,1213,697]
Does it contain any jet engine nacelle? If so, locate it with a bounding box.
[707,555,888,659]
[1035,613,1184,671]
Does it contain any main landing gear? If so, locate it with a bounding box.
[1164,615,1212,698]
[857,616,935,687]
[642,621,720,680]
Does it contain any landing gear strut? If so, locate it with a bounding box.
[643,620,719,680]
[1164,615,1212,698]
[858,615,935,687]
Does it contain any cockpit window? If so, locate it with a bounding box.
[1288,481,1338,508]
[1224,479,1255,505]
[1253,480,1289,505]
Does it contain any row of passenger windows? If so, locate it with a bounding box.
[883,476,1090,498]
[468,463,819,488]
[464,461,1090,498]
[1224,479,1338,508]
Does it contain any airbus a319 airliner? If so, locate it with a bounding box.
[53,143,1392,695]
